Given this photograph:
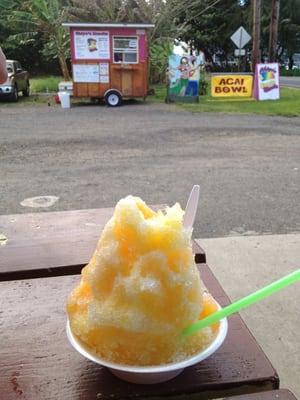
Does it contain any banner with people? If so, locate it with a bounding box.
[167,54,201,102]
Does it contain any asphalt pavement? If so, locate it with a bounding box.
[280,76,300,88]
[0,101,299,238]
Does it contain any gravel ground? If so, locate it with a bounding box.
[0,101,299,238]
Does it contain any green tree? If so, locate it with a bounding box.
[171,0,249,66]
[68,0,154,23]
[278,0,300,68]
[0,0,71,79]
[150,40,173,83]
[259,0,300,65]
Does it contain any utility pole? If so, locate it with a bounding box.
[252,0,262,71]
[269,0,280,62]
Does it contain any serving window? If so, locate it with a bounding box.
[113,36,138,63]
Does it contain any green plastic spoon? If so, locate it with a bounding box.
[183,269,300,337]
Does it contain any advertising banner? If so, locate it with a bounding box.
[73,30,110,60]
[254,63,280,101]
[168,54,201,102]
[211,74,253,97]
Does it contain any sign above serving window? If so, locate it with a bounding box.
[73,30,110,60]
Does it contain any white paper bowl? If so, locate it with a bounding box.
[66,308,228,384]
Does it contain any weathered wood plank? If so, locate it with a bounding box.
[0,208,206,281]
[0,265,278,400]
[223,389,298,400]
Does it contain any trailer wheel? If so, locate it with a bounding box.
[105,90,122,107]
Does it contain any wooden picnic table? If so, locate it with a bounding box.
[224,389,298,400]
[0,207,206,281]
[0,208,280,400]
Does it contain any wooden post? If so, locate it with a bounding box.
[269,0,280,62]
[252,0,262,71]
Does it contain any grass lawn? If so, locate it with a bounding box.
[30,76,63,93]
[149,84,300,117]
[0,76,63,107]
[1,75,299,116]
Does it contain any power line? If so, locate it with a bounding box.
[175,0,223,36]
[151,0,222,40]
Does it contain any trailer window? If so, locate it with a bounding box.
[113,36,138,63]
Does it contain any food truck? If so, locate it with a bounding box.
[62,23,154,106]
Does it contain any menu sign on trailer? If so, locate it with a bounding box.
[74,30,110,60]
[99,63,109,83]
[73,64,100,83]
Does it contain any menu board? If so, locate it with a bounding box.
[73,64,100,83]
[99,63,109,83]
[99,63,109,76]
[73,30,110,60]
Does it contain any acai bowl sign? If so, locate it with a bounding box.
[254,63,280,100]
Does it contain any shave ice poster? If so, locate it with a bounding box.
[254,63,280,101]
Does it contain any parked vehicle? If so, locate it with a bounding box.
[0,60,30,101]
[286,63,300,70]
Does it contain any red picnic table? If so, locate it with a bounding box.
[0,207,281,400]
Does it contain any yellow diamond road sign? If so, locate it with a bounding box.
[230,26,251,49]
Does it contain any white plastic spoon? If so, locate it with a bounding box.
[183,185,200,229]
